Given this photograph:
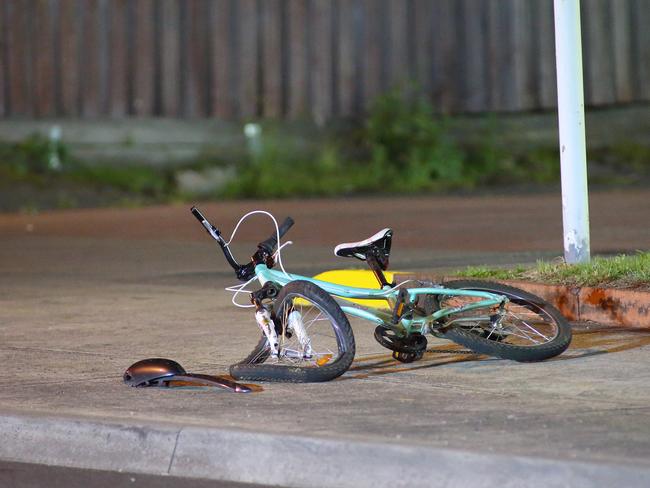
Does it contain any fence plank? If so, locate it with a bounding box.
[431,0,456,112]
[633,0,650,101]
[485,0,498,110]
[337,0,358,116]
[58,0,80,115]
[238,0,258,118]
[612,0,633,102]
[387,0,408,89]
[286,0,308,118]
[361,0,382,110]
[6,0,33,116]
[183,0,209,117]
[108,0,127,117]
[80,0,101,117]
[487,0,516,111]
[132,0,154,116]
[459,0,488,112]
[512,0,536,110]
[310,0,333,124]
[159,0,180,116]
[33,0,56,117]
[210,0,232,118]
[413,0,433,98]
[536,0,556,109]
[262,0,282,118]
[0,2,5,116]
[582,0,616,105]
[98,0,111,114]
[486,0,505,111]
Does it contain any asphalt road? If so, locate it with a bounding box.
[1,188,648,254]
[1,189,649,487]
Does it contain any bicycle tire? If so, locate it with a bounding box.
[438,280,572,362]
[230,280,356,382]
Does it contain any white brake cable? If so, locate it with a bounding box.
[224,210,293,307]
[225,242,293,308]
[225,275,259,308]
[274,240,293,268]
[376,279,415,296]
[224,210,292,278]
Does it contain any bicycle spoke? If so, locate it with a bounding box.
[500,325,542,344]
[270,293,342,368]
[507,310,553,341]
[440,293,561,347]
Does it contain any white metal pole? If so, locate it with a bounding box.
[553,0,590,263]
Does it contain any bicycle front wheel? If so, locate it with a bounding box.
[230,280,356,382]
[437,280,572,362]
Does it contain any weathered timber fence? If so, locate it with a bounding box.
[0,0,648,122]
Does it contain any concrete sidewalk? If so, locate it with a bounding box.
[1,190,650,486]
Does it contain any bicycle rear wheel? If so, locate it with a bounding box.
[230,280,356,382]
[437,280,571,362]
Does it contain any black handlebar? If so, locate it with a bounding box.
[191,206,218,238]
[191,206,294,281]
[258,216,294,254]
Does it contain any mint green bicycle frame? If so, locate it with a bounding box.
[255,264,507,335]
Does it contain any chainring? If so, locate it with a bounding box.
[374,327,428,354]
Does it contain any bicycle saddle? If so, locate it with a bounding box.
[123,358,252,393]
[334,228,392,262]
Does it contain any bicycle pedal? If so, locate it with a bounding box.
[392,350,424,363]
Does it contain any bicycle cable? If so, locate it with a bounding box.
[224,210,294,308]
[225,209,292,278]
[225,274,259,308]
[224,241,294,308]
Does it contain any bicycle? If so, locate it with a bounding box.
[191,206,572,383]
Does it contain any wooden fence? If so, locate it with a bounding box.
[1,0,649,121]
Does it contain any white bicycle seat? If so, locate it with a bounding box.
[334,228,393,261]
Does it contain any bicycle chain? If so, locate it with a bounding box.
[425,348,477,355]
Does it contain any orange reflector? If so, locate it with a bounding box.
[316,354,333,366]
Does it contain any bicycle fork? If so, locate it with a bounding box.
[254,305,313,360]
[254,306,280,356]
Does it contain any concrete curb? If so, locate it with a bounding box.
[1,412,650,488]
[398,274,650,328]
[497,280,650,328]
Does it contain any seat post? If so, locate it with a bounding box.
[366,248,393,288]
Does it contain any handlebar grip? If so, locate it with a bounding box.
[191,206,206,223]
[258,216,294,253]
[191,206,225,244]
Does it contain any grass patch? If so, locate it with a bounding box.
[221,90,567,198]
[455,264,531,281]
[456,252,650,290]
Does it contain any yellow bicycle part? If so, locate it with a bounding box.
[311,269,403,310]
